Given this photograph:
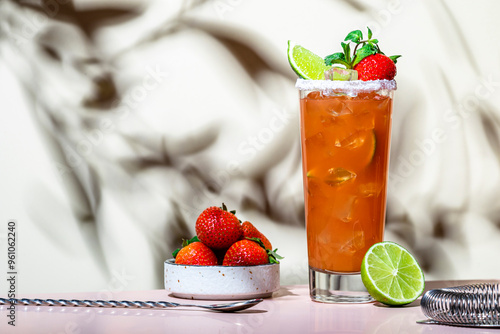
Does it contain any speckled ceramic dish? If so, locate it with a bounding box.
[164,259,280,300]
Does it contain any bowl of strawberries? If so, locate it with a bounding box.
[165,204,282,300]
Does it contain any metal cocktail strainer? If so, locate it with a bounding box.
[418,283,500,327]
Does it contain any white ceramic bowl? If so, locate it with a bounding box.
[164,259,280,300]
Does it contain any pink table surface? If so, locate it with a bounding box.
[1,280,499,333]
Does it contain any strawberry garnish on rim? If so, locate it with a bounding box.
[354,53,397,81]
[324,27,401,81]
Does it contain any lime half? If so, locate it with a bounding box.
[287,41,330,80]
[361,241,425,305]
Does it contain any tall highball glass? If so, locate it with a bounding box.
[297,79,396,303]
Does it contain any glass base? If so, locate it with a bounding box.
[309,267,374,303]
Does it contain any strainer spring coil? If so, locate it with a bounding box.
[421,283,500,326]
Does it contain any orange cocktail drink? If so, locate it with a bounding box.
[297,79,396,302]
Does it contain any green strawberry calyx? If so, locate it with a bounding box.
[246,237,284,264]
[324,27,401,69]
[172,235,200,258]
[221,202,242,224]
[220,202,236,215]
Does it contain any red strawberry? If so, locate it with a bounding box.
[175,241,218,266]
[195,204,242,249]
[241,221,272,250]
[354,53,397,81]
[222,239,269,266]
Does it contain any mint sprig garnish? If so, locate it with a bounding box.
[352,43,378,67]
[324,52,348,68]
[324,27,401,69]
[344,30,363,43]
